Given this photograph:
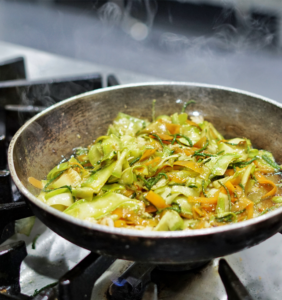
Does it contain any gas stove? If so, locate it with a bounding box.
[1,43,282,300]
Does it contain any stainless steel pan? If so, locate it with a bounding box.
[8,82,282,264]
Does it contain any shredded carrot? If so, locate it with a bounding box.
[145,205,158,213]
[225,169,235,177]
[140,148,157,162]
[240,197,254,219]
[201,203,216,212]
[255,172,277,199]
[165,123,180,135]
[247,202,254,219]
[69,160,85,170]
[193,136,207,148]
[28,177,43,189]
[186,120,201,128]
[174,161,202,173]
[192,206,206,217]
[225,181,236,193]
[145,191,168,209]
[173,147,194,156]
[114,220,127,227]
[158,119,180,134]
[229,175,242,185]
[112,208,124,218]
[144,157,161,167]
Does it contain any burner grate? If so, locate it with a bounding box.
[0,57,103,244]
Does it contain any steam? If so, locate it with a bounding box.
[98,1,122,27]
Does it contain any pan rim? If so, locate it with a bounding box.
[8,81,282,238]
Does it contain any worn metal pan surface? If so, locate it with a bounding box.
[8,82,282,264]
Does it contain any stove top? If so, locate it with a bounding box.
[0,43,282,300]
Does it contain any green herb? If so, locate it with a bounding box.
[234,209,246,215]
[157,203,181,215]
[152,99,156,122]
[258,205,282,216]
[44,185,72,194]
[232,158,257,168]
[84,166,94,170]
[188,184,198,188]
[169,183,185,186]
[215,213,236,223]
[137,175,151,190]
[43,171,64,192]
[32,234,40,250]
[130,156,141,166]
[192,141,209,156]
[238,183,245,193]
[181,100,196,113]
[251,173,258,182]
[130,192,137,199]
[147,173,168,188]
[173,134,193,147]
[202,158,211,164]
[151,133,164,147]
[202,180,208,197]
[219,182,231,211]
[217,150,225,155]
[262,155,281,171]
[32,282,58,297]
[194,153,215,157]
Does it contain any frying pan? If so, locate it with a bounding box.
[8,82,282,264]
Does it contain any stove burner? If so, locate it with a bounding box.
[108,263,154,300]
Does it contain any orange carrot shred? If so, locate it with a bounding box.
[140,149,157,162]
[193,136,207,148]
[28,177,43,189]
[144,157,161,167]
[158,119,180,134]
[145,191,168,209]
[174,161,202,173]
[255,172,277,199]
[114,220,127,227]
[186,120,201,128]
